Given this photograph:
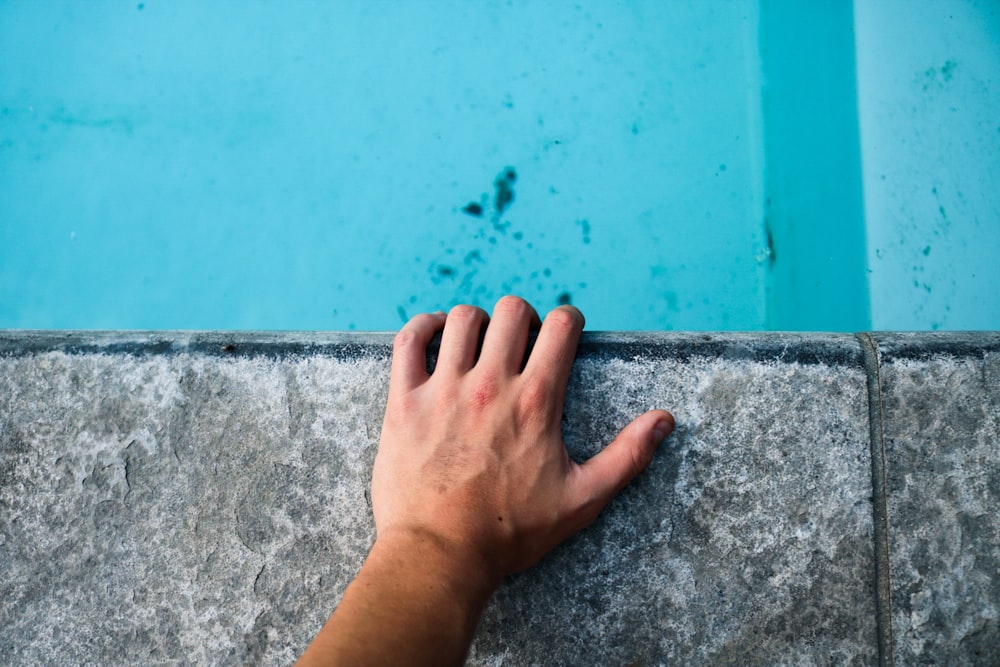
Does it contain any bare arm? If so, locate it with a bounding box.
[297,296,674,666]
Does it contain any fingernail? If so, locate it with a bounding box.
[652,419,673,444]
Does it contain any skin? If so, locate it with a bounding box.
[297,296,675,666]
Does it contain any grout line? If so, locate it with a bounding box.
[856,332,895,667]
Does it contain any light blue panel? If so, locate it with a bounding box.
[854,0,1000,330]
[0,1,766,331]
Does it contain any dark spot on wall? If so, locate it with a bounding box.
[137,2,144,9]
[764,219,777,267]
[922,246,931,256]
[543,268,552,277]
[719,163,727,172]
[512,231,523,241]
[576,219,591,244]
[462,202,483,217]
[494,167,517,214]
[464,250,483,265]
[664,291,679,312]
[557,292,572,306]
[397,305,408,322]
[437,265,456,278]
[940,60,957,81]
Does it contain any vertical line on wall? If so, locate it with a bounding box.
[759,0,871,330]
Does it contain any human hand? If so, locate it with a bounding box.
[297,296,674,666]
[372,296,675,583]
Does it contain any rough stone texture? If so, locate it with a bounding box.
[472,334,876,666]
[0,331,886,665]
[0,335,390,665]
[873,333,1000,667]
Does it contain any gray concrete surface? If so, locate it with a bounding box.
[871,333,1000,667]
[0,331,996,665]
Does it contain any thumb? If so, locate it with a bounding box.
[576,409,674,508]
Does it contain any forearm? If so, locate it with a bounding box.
[297,532,500,667]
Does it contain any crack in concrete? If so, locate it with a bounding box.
[253,564,265,594]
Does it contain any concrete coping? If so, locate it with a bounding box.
[1,331,998,665]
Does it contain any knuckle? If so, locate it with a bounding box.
[628,442,653,477]
[469,371,502,411]
[546,307,580,334]
[393,327,420,351]
[387,391,420,420]
[494,295,529,318]
[393,312,441,352]
[515,378,552,422]
[449,304,485,324]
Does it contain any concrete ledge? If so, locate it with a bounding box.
[871,333,1000,666]
[1,331,997,665]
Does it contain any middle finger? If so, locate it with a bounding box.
[478,296,541,375]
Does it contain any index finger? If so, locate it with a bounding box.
[389,312,447,396]
[522,305,584,392]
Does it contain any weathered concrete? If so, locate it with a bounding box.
[870,333,1000,667]
[0,331,996,665]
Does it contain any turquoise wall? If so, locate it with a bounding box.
[0,1,766,331]
[855,0,1000,331]
[0,1,996,331]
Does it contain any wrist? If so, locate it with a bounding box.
[368,528,502,613]
[298,529,501,666]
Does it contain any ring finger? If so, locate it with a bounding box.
[436,304,490,375]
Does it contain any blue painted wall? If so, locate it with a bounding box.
[0,1,766,330]
[1,1,996,331]
[855,0,1000,331]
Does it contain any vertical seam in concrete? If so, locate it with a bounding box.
[856,332,895,667]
